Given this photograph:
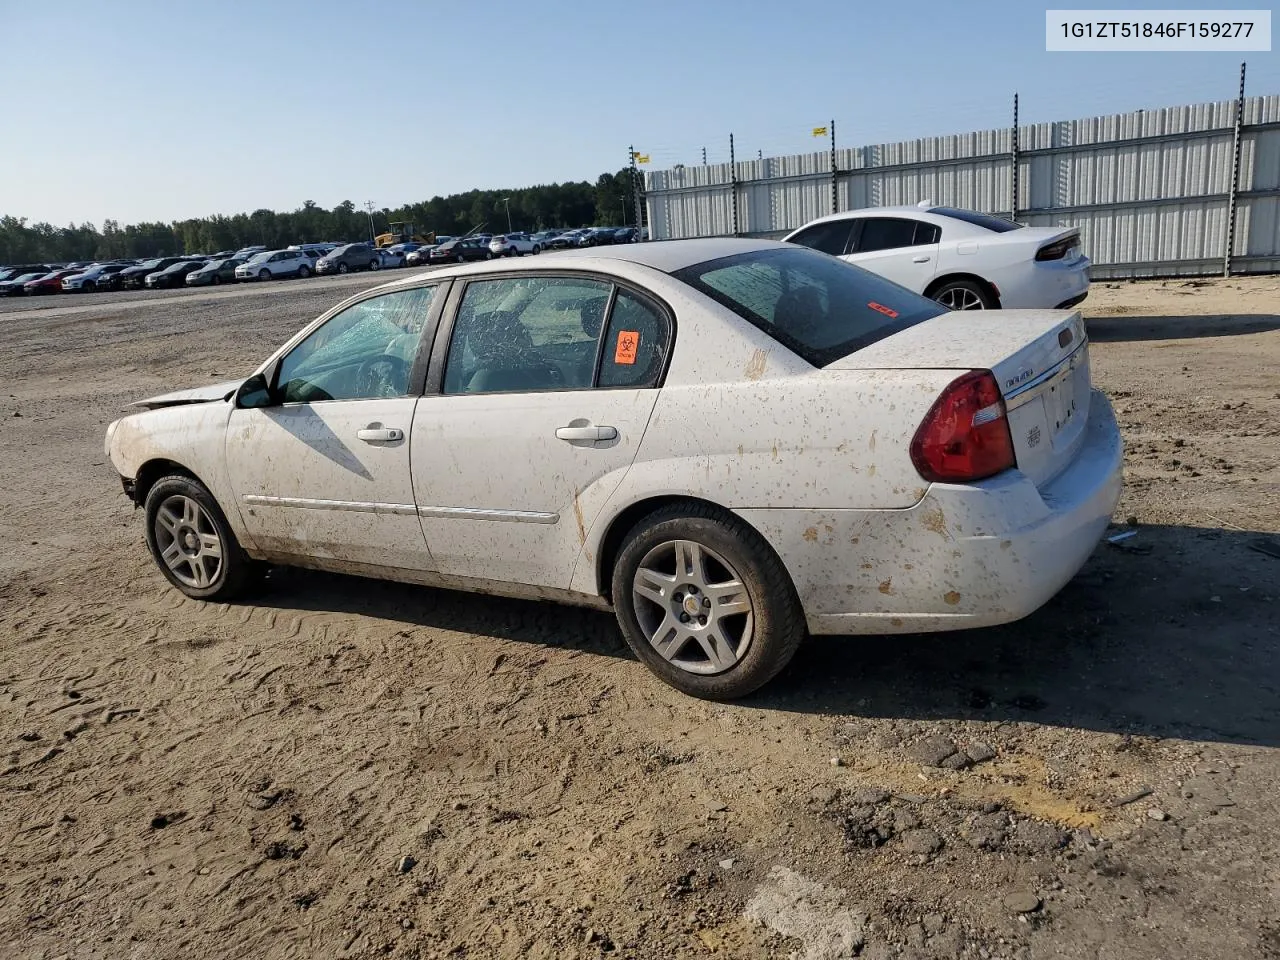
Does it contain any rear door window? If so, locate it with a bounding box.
[853,218,920,253]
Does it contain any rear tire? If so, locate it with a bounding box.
[297,264,311,279]
[532,245,541,254]
[611,503,806,701]
[144,475,263,601]
[369,258,381,271]
[931,278,997,311]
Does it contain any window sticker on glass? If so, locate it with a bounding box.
[614,330,640,365]
[868,301,899,319]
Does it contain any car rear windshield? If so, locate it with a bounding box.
[929,207,1023,233]
[673,246,946,368]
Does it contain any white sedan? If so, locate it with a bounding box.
[104,239,1122,700]
[783,204,1091,311]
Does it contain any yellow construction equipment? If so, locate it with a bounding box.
[374,221,436,248]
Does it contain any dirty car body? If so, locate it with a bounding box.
[104,238,1123,699]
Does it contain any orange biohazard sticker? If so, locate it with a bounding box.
[614,330,640,365]
[868,301,899,319]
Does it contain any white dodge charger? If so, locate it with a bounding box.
[784,204,1091,311]
[104,239,1122,700]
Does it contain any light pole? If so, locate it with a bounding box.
[499,197,512,233]
[363,201,377,245]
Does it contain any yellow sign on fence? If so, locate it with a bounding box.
[812,126,828,137]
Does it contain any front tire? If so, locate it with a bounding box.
[144,475,260,601]
[258,269,271,281]
[932,278,996,311]
[611,503,806,700]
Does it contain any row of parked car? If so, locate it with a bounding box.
[0,225,644,297]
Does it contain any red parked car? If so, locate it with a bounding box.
[24,269,80,295]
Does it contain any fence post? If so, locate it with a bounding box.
[1224,61,1247,277]
[729,133,739,236]
[1011,93,1020,221]
[629,145,643,236]
[830,120,838,215]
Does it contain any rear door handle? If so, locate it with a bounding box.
[912,255,931,263]
[357,426,403,442]
[556,425,617,442]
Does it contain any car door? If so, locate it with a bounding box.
[224,284,444,570]
[410,273,672,588]
[841,217,941,293]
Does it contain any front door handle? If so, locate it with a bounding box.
[357,426,403,442]
[912,255,931,263]
[556,424,617,442]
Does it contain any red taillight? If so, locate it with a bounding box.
[1035,234,1078,261]
[910,370,1016,483]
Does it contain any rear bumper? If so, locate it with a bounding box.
[739,391,1123,635]
[998,258,1091,310]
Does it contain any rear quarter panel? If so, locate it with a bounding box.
[562,267,960,594]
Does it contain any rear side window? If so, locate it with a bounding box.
[674,247,945,368]
[929,207,1023,233]
[855,218,919,253]
[787,220,854,257]
[914,222,941,244]
[598,290,669,388]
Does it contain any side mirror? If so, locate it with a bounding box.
[235,372,276,409]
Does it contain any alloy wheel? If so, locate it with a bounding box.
[153,494,223,590]
[936,286,987,310]
[631,539,754,675]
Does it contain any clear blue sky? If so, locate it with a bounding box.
[1,0,1274,227]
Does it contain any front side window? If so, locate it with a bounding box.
[276,286,436,403]
[443,276,612,394]
[787,220,854,257]
[674,247,944,368]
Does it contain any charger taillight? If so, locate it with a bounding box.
[1035,234,1079,261]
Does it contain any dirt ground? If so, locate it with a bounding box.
[1,272,1278,960]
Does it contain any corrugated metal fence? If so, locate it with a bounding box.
[643,95,1280,278]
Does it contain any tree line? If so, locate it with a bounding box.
[0,168,643,264]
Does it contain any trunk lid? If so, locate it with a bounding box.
[828,309,1091,488]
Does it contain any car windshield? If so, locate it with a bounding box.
[13,273,44,282]
[929,207,1024,233]
[673,246,946,368]
[137,259,163,269]
[248,252,273,264]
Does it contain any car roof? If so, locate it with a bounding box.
[375,237,785,292]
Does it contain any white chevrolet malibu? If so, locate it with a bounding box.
[104,239,1122,700]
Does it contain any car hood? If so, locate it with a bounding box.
[129,379,243,410]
